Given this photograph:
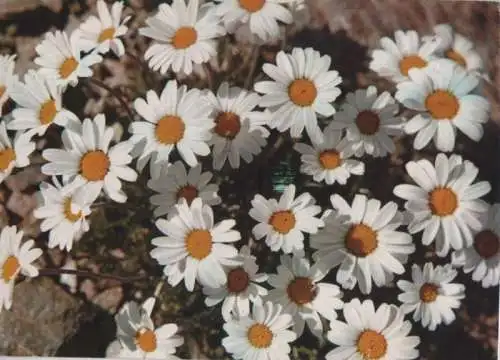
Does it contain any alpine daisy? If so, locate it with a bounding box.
[267,254,343,338]
[249,184,324,253]
[0,225,43,312]
[326,299,420,360]
[0,54,17,116]
[327,85,404,157]
[139,0,225,75]
[393,153,491,257]
[41,113,138,203]
[310,194,415,294]
[254,47,342,144]
[397,263,465,331]
[205,82,270,170]
[150,198,241,291]
[0,122,36,184]
[222,301,297,360]
[148,160,221,217]
[395,59,490,152]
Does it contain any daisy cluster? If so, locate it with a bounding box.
[0,1,496,359]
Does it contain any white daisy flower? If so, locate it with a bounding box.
[222,301,297,360]
[150,198,241,291]
[214,0,293,43]
[293,129,365,185]
[203,245,268,321]
[397,263,465,331]
[423,24,486,78]
[112,297,184,359]
[148,160,221,217]
[7,69,79,137]
[78,0,130,57]
[254,47,342,144]
[267,254,343,338]
[41,114,138,203]
[393,153,491,257]
[34,30,102,88]
[326,299,420,360]
[139,0,225,75]
[369,29,440,83]
[0,225,43,312]
[327,85,404,157]
[130,80,213,173]
[0,122,36,184]
[452,203,500,288]
[0,54,17,116]
[33,177,93,251]
[395,59,490,152]
[205,82,270,170]
[249,184,324,253]
[310,194,415,294]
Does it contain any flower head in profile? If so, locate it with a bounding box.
[0,123,36,184]
[0,54,18,116]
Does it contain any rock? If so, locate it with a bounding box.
[91,286,123,314]
[6,192,37,218]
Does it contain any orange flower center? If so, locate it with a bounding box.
[80,150,110,181]
[247,323,273,348]
[2,255,20,282]
[172,27,197,49]
[0,148,16,172]
[0,85,6,99]
[39,99,57,125]
[288,79,317,107]
[357,330,388,359]
[98,27,116,43]
[63,197,82,223]
[214,112,241,139]
[269,210,296,234]
[287,277,316,305]
[419,283,439,303]
[177,185,198,205]
[399,55,427,76]
[474,230,499,259]
[227,267,250,293]
[185,229,212,260]
[429,187,457,217]
[345,223,378,257]
[59,57,78,79]
[155,115,185,145]
[356,110,381,135]
[135,328,157,353]
[425,90,460,120]
[318,150,342,170]
[446,49,467,68]
[239,0,265,12]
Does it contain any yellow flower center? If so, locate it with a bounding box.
[214,112,241,139]
[0,148,16,172]
[446,49,467,68]
[419,283,439,303]
[135,328,157,353]
[227,267,250,293]
[287,277,316,305]
[425,90,460,120]
[357,330,388,359]
[288,79,317,107]
[399,55,427,76]
[318,150,342,170]
[176,185,198,205]
[59,57,78,79]
[356,110,380,135]
[247,323,273,348]
[269,210,296,234]
[429,187,457,217]
[345,223,378,257]
[239,0,265,12]
[185,229,212,260]
[474,230,499,259]
[80,150,110,181]
[63,197,82,223]
[2,255,20,282]
[172,27,197,49]
[39,99,57,125]
[155,115,185,145]
[98,27,116,43]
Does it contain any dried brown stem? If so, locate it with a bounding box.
[38,268,146,283]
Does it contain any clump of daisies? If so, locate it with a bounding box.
[0,0,495,358]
